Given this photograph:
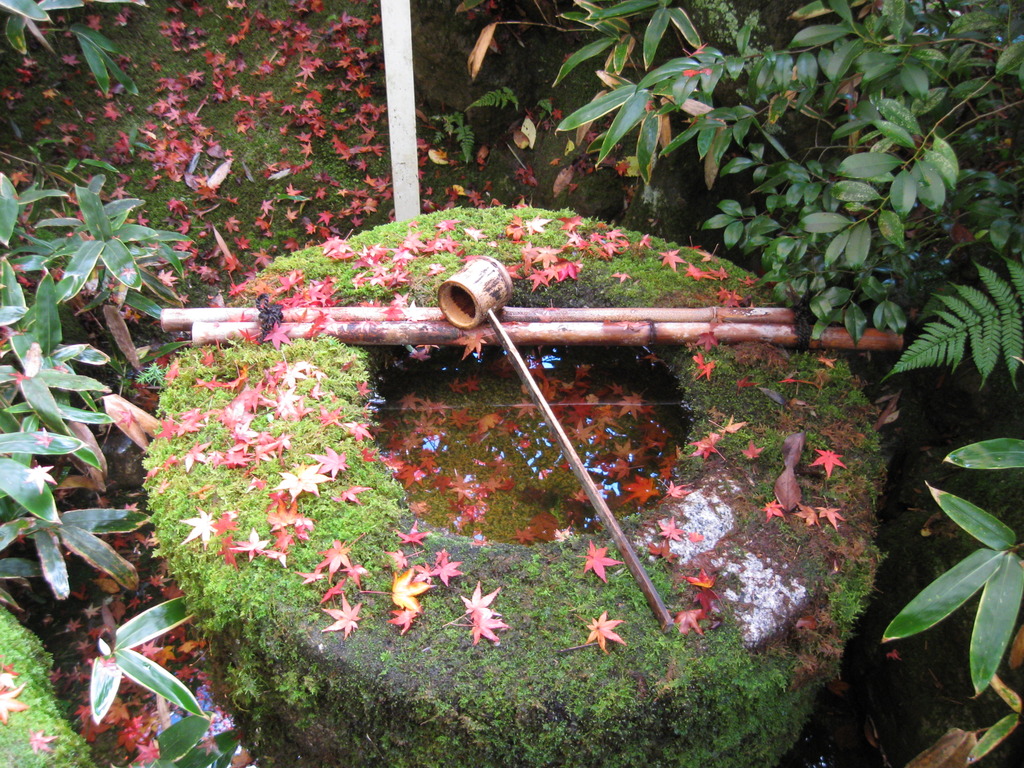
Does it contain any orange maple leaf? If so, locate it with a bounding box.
[0,684,29,724]
[391,569,433,613]
[585,612,626,653]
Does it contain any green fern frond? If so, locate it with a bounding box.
[889,260,1024,386]
[978,262,1023,380]
[467,86,519,111]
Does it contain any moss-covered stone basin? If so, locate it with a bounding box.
[145,207,882,767]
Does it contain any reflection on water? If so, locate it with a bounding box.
[372,346,692,544]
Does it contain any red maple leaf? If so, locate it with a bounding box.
[741,441,764,459]
[763,500,786,521]
[430,549,463,585]
[307,448,348,478]
[321,595,362,637]
[332,485,371,504]
[810,449,846,478]
[581,540,623,583]
[660,249,685,271]
[658,517,685,542]
[692,352,716,381]
[388,609,417,635]
[674,608,705,636]
[261,323,292,350]
[396,522,429,546]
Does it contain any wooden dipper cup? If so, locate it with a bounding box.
[437,256,513,329]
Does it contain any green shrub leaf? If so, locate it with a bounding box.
[971,553,1024,693]
[927,484,1016,550]
[838,152,901,179]
[115,596,192,650]
[114,647,205,717]
[158,715,212,762]
[801,212,850,233]
[946,439,1024,470]
[882,547,1003,641]
[89,656,123,724]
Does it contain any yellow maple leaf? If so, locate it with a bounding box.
[391,569,433,613]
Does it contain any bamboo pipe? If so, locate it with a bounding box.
[160,305,800,332]
[486,309,675,632]
[188,319,903,351]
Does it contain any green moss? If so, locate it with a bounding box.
[147,206,881,766]
[0,610,92,768]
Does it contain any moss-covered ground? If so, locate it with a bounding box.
[145,206,882,766]
[0,609,92,767]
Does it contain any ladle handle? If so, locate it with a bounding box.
[487,310,674,632]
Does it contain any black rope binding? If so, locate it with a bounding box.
[255,293,284,342]
[793,295,814,352]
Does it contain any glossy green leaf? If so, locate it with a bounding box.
[0,0,48,21]
[59,524,139,590]
[0,457,58,521]
[881,0,905,37]
[874,120,915,149]
[996,41,1024,76]
[838,152,901,179]
[642,7,668,68]
[790,24,849,47]
[946,439,1024,470]
[600,88,650,162]
[969,715,1019,763]
[876,98,920,134]
[57,239,104,301]
[882,548,1003,641]
[844,302,867,342]
[1,258,25,308]
[89,655,123,724]
[0,195,16,247]
[62,507,148,533]
[74,183,112,240]
[115,597,192,651]
[31,528,69,599]
[558,86,636,132]
[832,180,881,202]
[0,431,84,456]
[913,160,946,210]
[158,715,212,762]
[890,170,917,216]
[899,62,928,99]
[36,370,107,392]
[114,647,205,717]
[925,136,959,188]
[25,275,61,354]
[878,209,904,247]
[554,37,614,86]
[971,553,1024,693]
[18,375,67,434]
[0,305,27,325]
[0,521,32,555]
[101,238,141,289]
[844,220,870,268]
[6,14,28,54]
[802,212,851,233]
[635,113,659,184]
[928,484,1016,550]
[665,7,700,48]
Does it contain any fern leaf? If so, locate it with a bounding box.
[889,309,969,375]
[978,262,1023,381]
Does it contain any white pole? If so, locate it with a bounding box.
[381,0,421,221]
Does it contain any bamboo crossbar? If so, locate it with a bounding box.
[185,318,902,351]
[160,305,798,332]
